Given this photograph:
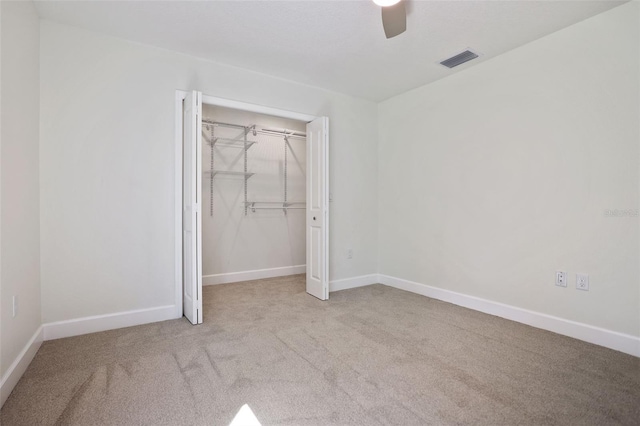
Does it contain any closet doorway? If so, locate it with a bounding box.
[178,91,329,325]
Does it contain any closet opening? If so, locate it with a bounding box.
[202,105,308,291]
[177,91,329,325]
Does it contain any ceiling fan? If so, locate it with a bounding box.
[373,0,407,39]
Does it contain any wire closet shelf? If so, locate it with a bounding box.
[202,119,307,215]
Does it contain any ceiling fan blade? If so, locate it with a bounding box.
[381,1,406,39]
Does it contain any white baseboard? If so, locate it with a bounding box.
[43,305,179,341]
[379,274,640,358]
[330,274,379,292]
[203,265,306,286]
[0,325,43,408]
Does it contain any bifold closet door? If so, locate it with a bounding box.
[183,90,203,324]
[306,117,329,300]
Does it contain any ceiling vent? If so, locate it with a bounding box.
[440,50,479,68]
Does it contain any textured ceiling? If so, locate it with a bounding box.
[34,0,626,101]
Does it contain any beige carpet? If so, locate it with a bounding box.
[2,275,639,425]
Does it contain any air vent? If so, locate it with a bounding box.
[440,50,479,68]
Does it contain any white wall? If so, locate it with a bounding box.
[39,20,378,323]
[201,106,306,280]
[1,0,42,382]
[378,2,639,337]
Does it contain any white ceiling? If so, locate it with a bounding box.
[34,0,626,102]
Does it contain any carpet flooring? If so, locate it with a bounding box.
[1,275,639,425]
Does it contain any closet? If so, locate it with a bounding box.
[181,91,329,324]
[201,105,307,286]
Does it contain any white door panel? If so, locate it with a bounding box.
[311,227,320,280]
[306,117,329,300]
[183,91,203,324]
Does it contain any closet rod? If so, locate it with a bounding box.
[202,120,255,132]
[244,201,305,205]
[255,130,306,140]
[258,128,306,139]
[202,119,306,139]
[249,207,305,210]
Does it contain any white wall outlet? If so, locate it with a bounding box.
[576,273,589,291]
[555,271,567,287]
[12,296,18,318]
[347,248,353,259]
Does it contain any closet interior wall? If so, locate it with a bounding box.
[201,105,307,284]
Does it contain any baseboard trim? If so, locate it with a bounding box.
[43,305,179,341]
[379,274,640,358]
[329,274,379,292]
[0,325,43,408]
[203,265,306,286]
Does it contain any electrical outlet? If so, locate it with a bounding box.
[12,296,18,318]
[576,273,589,291]
[555,271,567,287]
[347,248,353,259]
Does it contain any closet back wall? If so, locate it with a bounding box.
[202,106,306,283]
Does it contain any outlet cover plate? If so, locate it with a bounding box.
[556,271,567,287]
[576,273,589,291]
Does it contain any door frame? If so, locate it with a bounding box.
[174,90,326,316]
